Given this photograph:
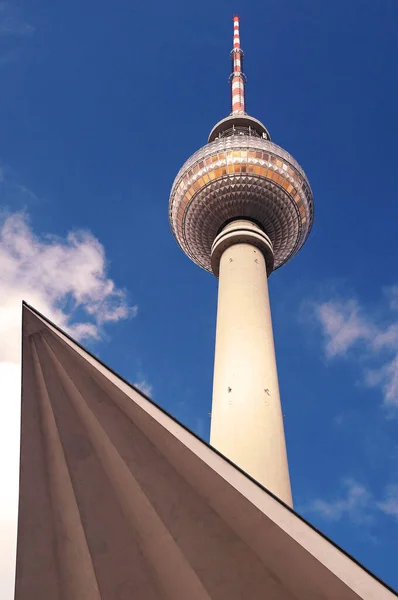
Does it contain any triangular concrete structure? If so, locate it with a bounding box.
[15,302,396,599]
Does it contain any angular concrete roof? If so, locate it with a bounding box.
[15,302,397,599]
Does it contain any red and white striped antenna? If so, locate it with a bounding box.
[230,15,246,114]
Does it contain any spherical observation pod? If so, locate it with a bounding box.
[169,129,314,275]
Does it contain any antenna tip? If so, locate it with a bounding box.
[233,15,240,21]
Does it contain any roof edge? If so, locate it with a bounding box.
[19,300,398,597]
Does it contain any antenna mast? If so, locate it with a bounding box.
[230,15,246,114]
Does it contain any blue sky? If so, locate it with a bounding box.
[1,0,398,595]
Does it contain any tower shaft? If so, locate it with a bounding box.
[170,16,313,505]
[210,221,293,506]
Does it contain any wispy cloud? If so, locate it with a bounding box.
[0,48,19,65]
[377,485,398,519]
[302,478,398,525]
[308,290,398,408]
[303,479,373,525]
[133,379,153,397]
[0,2,34,66]
[0,168,41,207]
[0,17,33,36]
[0,2,34,36]
[385,286,398,311]
[315,299,373,358]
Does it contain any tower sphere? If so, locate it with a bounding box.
[169,114,313,273]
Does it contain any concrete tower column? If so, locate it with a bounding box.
[210,220,293,507]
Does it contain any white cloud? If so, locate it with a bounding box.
[0,2,34,67]
[377,485,398,519]
[365,357,398,407]
[0,212,137,359]
[312,293,398,408]
[315,300,373,358]
[0,211,136,599]
[0,17,33,36]
[0,3,34,37]
[304,479,373,524]
[384,286,398,312]
[133,379,153,397]
[303,478,398,525]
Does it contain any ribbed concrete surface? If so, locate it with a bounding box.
[15,304,396,600]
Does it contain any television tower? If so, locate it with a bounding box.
[169,16,313,506]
